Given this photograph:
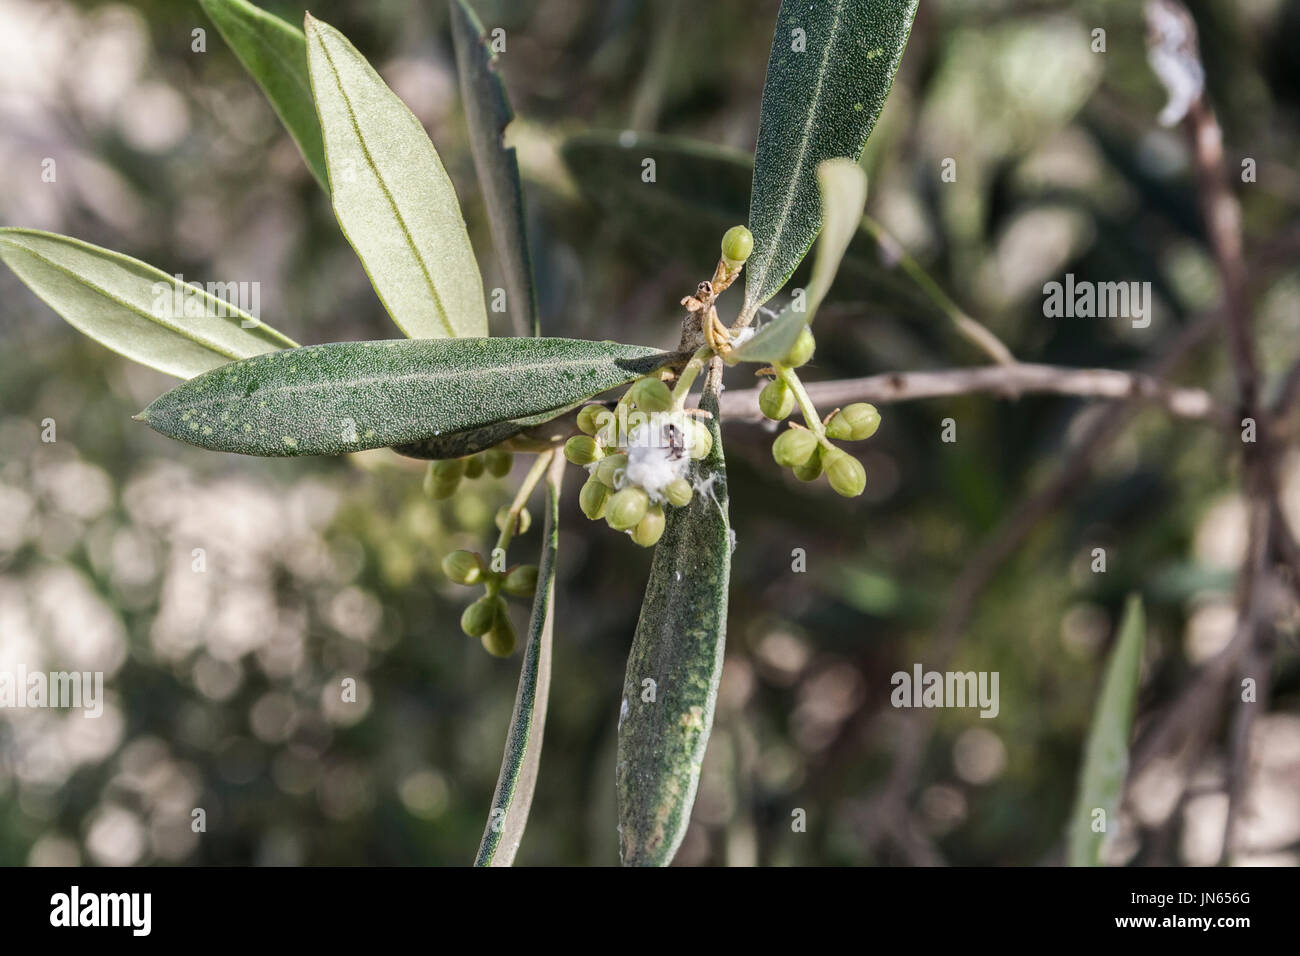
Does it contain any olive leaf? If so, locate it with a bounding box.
[475,453,564,866]
[137,337,667,457]
[730,159,867,364]
[450,0,538,338]
[199,0,327,189]
[305,13,488,339]
[743,0,918,319]
[616,376,730,866]
[1068,594,1145,866]
[0,228,297,380]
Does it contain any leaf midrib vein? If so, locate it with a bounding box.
[0,239,294,358]
[317,35,457,338]
[175,353,633,412]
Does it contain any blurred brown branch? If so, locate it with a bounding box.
[722,363,1229,425]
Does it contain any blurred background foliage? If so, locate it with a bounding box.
[1,0,1298,866]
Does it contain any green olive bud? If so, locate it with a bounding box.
[606,486,649,531]
[824,413,851,440]
[628,377,674,413]
[495,505,532,535]
[687,420,713,460]
[826,403,881,441]
[793,445,824,482]
[579,477,610,520]
[564,434,602,465]
[503,564,539,597]
[431,458,466,480]
[463,455,486,479]
[423,465,461,500]
[441,549,482,585]
[631,504,666,547]
[772,428,818,468]
[576,404,606,436]
[844,403,881,440]
[481,608,517,657]
[823,447,866,498]
[430,480,461,499]
[759,379,795,421]
[460,595,498,638]
[781,326,815,368]
[664,477,694,508]
[595,453,628,488]
[484,448,513,477]
[721,225,754,266]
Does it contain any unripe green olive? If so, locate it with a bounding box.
[759,379,795,421]
[576,404,606,436]
[495,505,532,535]
[631,504,666,547]
[606,486,649,531]
[441,549,482,585]
[826,403,881,441]
[721,225,754,266]
[823,447,866,498]
[781,326,815,368]
[503,564,539,597]
[793,445,824,482]
[460,595,498,638]
[772,428,818,468]
[564,434,602,465]
[579,477,610,519]
[481,609,517,657]
[629,377,673,413]
[687,420,713,460]
[484,448,513,477]
[664,477,694,508]
[595,453,628,488]
[463,455,486,479]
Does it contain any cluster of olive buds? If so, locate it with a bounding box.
[441,547,538,656]
[563,381,712,547]
[754,327,879,497]
[767,396,878,497]
[423,447,514,499]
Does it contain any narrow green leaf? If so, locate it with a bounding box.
[199,0,327,188]
[304,13,488,339]
[476,453,564,866]
[743,0,918,317]
[806,159,868,309]
[1068,594,1145,866]
[138,337,666,457]
[0,228,296,380]
[616,376,730,866]
[449,0,538,337]
[730,158,867,363]
[728,305,804,368]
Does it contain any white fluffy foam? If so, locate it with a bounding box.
[622,419,691,503]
